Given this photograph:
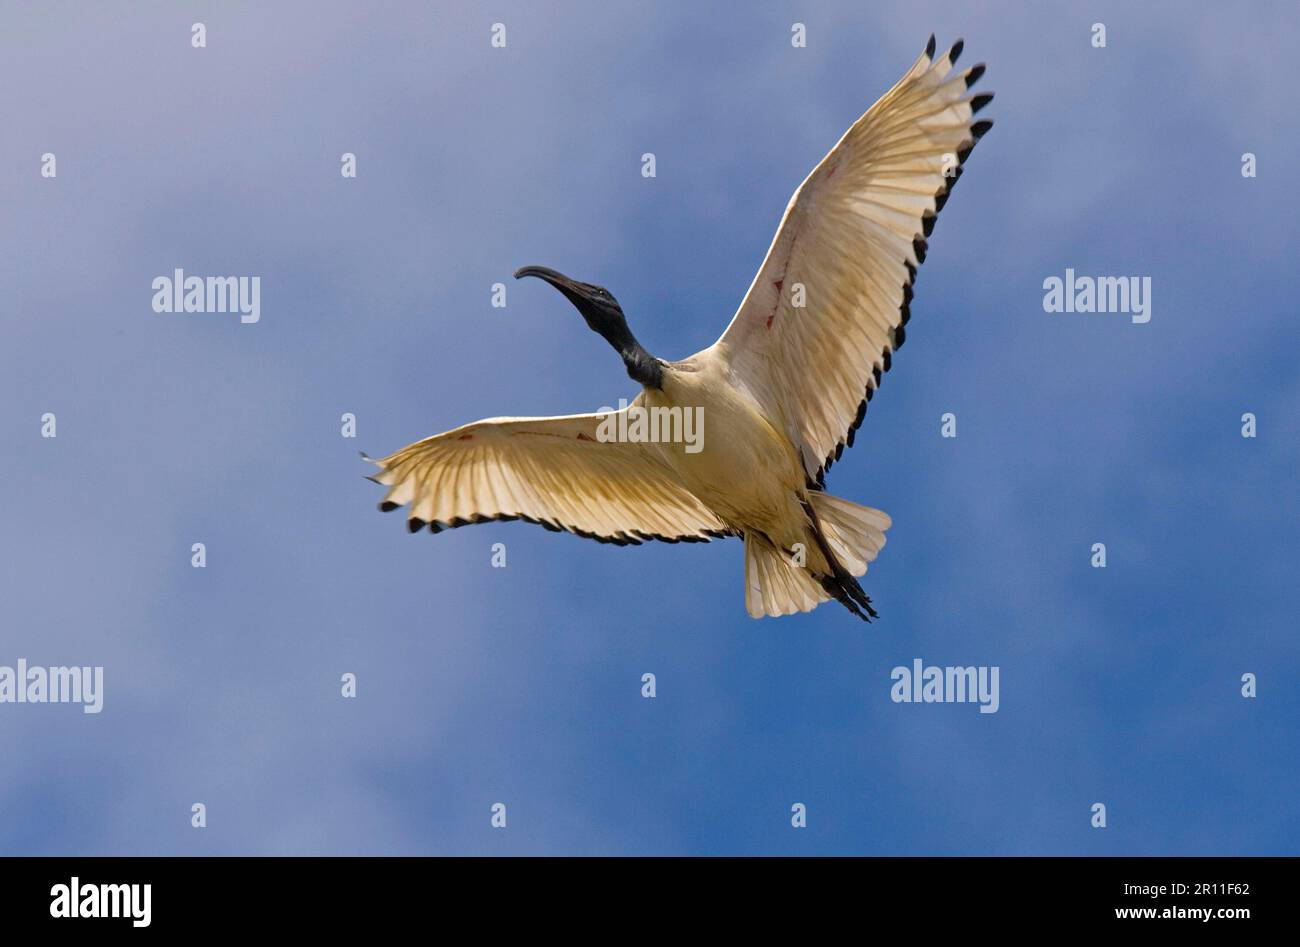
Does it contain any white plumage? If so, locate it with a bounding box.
[367,36,992,621]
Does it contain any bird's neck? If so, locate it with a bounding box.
[621,345,663,390]
[598,318,663,390]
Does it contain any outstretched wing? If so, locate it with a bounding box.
[709,36,992,486]
[366,407,732,545]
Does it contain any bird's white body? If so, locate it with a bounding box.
[368,36,992,620]
[644,355,804,543]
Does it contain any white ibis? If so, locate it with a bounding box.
[366,36,992,621]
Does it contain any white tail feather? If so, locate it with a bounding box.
[743,495,891,619]
[806,493,891,578]
[743,534,828,619]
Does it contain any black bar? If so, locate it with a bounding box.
[0,856,1283,932]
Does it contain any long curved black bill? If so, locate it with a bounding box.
[514,265,570,285]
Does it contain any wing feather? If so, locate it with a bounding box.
[368,408,732,545]
[710,37,992,485]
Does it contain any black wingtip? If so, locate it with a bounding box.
[948,39,964,65]
[407,517,426,533]
[970,92,994,114]
[965,63,986,88]
[925,34,937,58]
[379,501,400,513]
[971,119,993,139]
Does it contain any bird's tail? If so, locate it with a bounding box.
[804,493,891,579]
[743,533,829,619]
[803,493,891,622]
[742,494,891,622]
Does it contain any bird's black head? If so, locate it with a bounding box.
[514,265,625,335]
[514,265,662,389]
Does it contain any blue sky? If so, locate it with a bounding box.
[1,1,1296,854]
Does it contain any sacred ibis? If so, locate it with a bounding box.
[366,36,993,621]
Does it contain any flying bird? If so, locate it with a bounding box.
[366,36,992,621]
